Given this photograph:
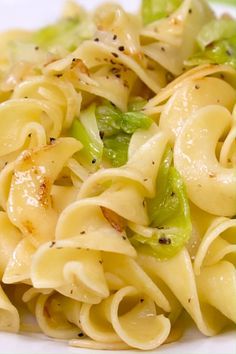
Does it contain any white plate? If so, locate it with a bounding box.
[0,0,235,353]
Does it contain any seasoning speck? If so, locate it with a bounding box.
[118,46,125,52]
[158,237,171,245]
[78,333,84,338]
[50,137,56,144]
[49,241,56,248]
[92,158,96,164]
[111,52,119,58]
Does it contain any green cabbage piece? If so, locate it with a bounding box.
[128,97,148,112]
[197,19,236,50]
[71,101,152,168]
[103,133,131,167]
[71,104,103,169]
[142,0,182,25]
[32,17,94,52]
[186,19,236,69]
[129,147,192,260]
[96,101,152,167]
[186,37,236,68]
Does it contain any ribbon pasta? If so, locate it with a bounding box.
[0,0,235,351]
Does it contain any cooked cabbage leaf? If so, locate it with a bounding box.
[197,19,236,50]
[71,104,103,169]
[32,17,94,52]
[142,0,182,25]
[186,19,236,69]
[103,133,131,167]
[130,147,192,259]
[96,101,152,167]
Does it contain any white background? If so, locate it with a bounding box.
[0,0,235,353]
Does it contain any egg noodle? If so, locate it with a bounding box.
[0,0,235,350]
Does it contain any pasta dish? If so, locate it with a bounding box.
[0,0,235,350]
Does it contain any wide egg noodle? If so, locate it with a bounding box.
[159,77,236,144]
[12,76,81,130]
[145,64,236,114]
[138,249,231,336]
[141,0,214,75]
[194,218,236,274]
[0,285,20,333]
[34,292,82,339]
[79,286,170,350]
[0,0,234,350]
[5,138,81,246]
[174,105,236,217]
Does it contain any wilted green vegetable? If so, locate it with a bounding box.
[142,0,182,25]
[103,133,131,167]
[197,19,236,50]
[32,17,95,52]
[186,19,236,69]
[96,101,152,167]
[71,104,103,169]
[129,147,192,259]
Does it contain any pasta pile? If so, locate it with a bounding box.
[0,0,235,350]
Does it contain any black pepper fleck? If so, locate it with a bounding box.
[50,137,56,144]
[49,241,56,248]
[111,52,119,58]
[158,237,171,245]
[92,158,96,164]
[118,46,125,52]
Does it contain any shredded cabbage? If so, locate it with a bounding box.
[72,101,152,168]
[96,101,152,167]
[32,17,95,52]
[141,0,182,25]
[130,147,192,259]
[71,104,103,170]
[186,18,236,68]
[197,19,236,50]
